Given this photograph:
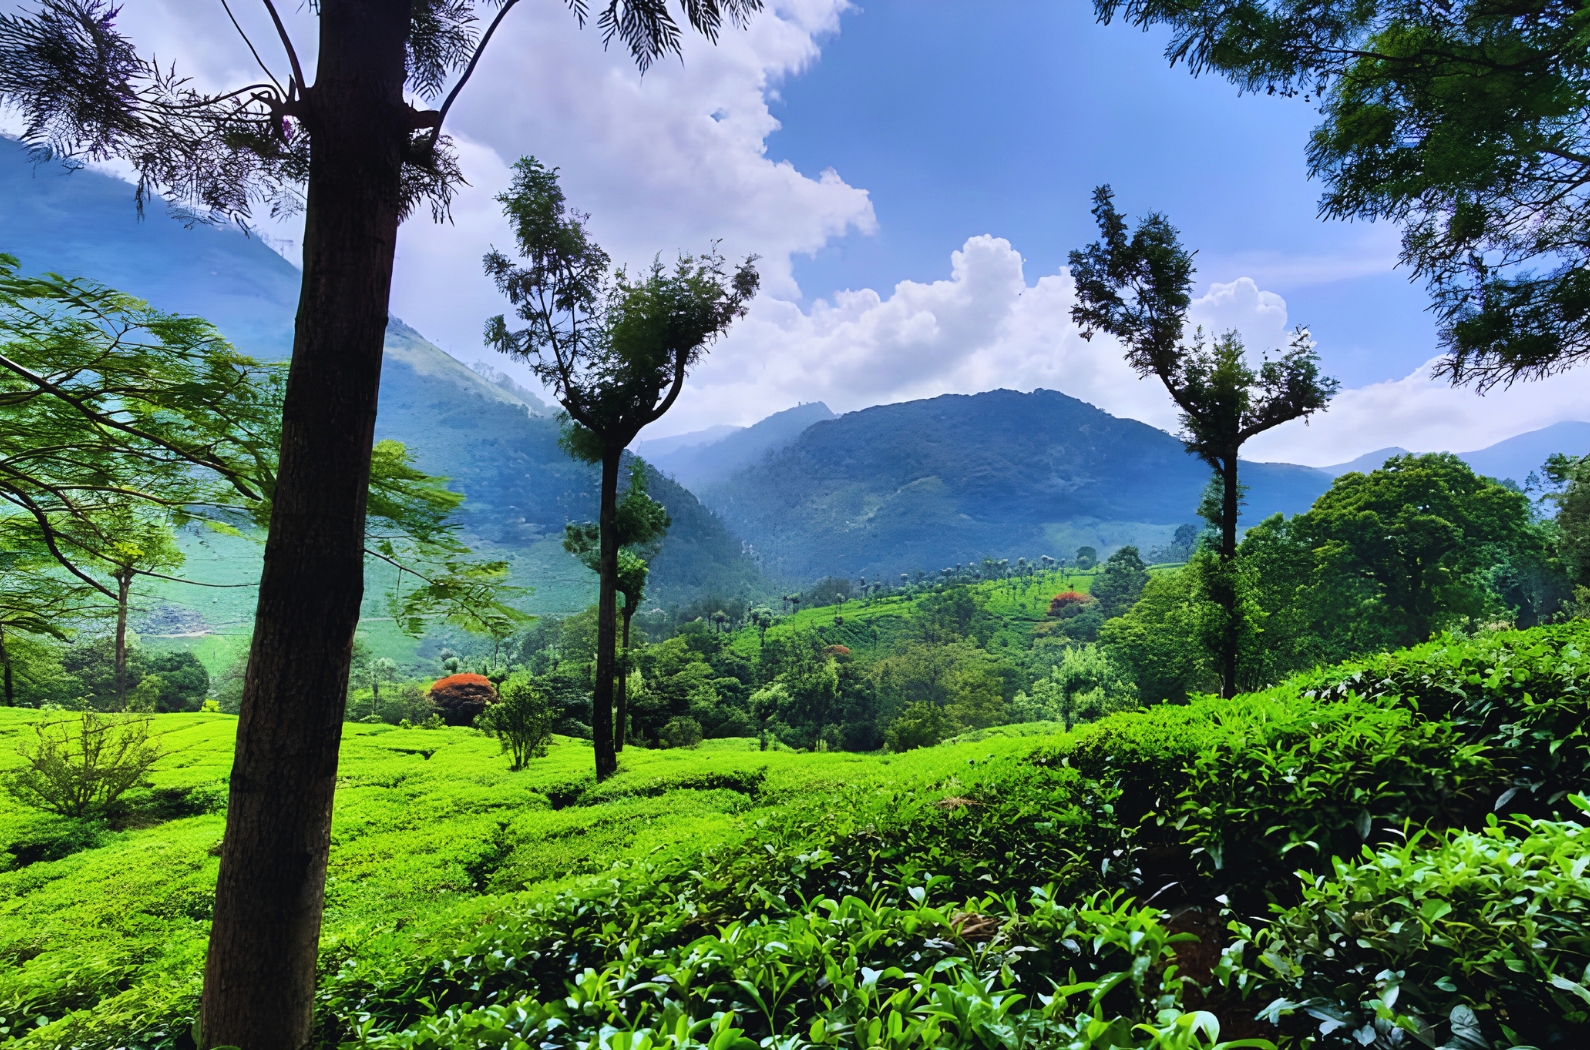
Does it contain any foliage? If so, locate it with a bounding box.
[1093,0,1590,389]
[1294,453,1538,646]
[476,674,556,770]
[656,715,704,749]
[1090,545,1150,618]
[1069,188,1337,696]
[1229,809,1590,1048]
[0,255,271,596]
[3,712,160,817]
[1100,568,1217,703]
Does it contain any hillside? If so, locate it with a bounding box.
[700,388,1336,580]
[637,402,837,490]
[0,142,768,664]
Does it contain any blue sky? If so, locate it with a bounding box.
[765,0,1431,390]
[59,0,1590,465]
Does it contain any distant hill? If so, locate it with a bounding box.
[638,402,837,490]
[1317,422,1590,485]
[0,141,768,662]
[699,388,1337,581]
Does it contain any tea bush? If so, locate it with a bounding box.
[1225,803,1590,1048]
[3,622,1590,1050]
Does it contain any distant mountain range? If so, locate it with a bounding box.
[1322,421,1590,485]
[692,388,1341,580]
[635,403,837,490]
[0,142,764,658]
[6,138,1588,628]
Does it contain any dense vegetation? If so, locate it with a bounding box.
[4,619,1588,1048]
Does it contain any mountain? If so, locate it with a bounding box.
[1321,447,1413,477]
[1458,421,1590,484]
[699,388,1336,581]
[634,424,743,459]
[1316,422,1590,485]
[639,402,836,489]
[0,141,767,659]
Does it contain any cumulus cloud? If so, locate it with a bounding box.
[650,234,1589,469]
[650,235,1303,437]
[1246,362,1590,465]
[45,0,875,363]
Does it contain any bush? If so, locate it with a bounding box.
[475,674,555,769]
[657,715,703,749]
[3,713,162,817]
[1228,804,1590,1048]
[428,673,498,726]
[884,699,954,751]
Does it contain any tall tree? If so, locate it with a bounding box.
[1070,186,1338,697]
[0,2,761,1041]
[0,523,105,706]
[487,157,756,778]
[1093,0,1590,389]
[563,461,671,751]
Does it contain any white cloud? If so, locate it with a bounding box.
[47,0,875,365]
[1246,362,1590,465]
[648,235,1301,437]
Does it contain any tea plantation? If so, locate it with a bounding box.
[4,622,1589,1049]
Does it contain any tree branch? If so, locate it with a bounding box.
[428,0,524,139]
[260,0,307,95]
[220,0,283,93]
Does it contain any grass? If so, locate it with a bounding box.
[0,710,1068,1045]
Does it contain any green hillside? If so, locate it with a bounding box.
[3,622,1588,1048]
[700,388,1335,582]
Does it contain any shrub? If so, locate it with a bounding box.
[1174,696,1502,888]
[1228,805,1590,1048]
[884,699,954,751]
[1048,590,1091,617]
[657,715,703,749]
[475,674,555,769]
[3,713,162,817]
[1304,622,1590,813]
[428,673,498,726]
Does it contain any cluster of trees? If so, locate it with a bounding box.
[1104,453,1570,701]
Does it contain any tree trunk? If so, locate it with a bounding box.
[591,448,620,779]
[114,568,132,706]
[1218,454,1241,699]
[201,4,410,1046]
[0,624,11,707]
[616,604,633,752]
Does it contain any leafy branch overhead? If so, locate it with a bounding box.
[1092,0,1590,388]
[0,0,761,224]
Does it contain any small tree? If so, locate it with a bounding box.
[1070,186,1338,697]
[5,712,162,817]
[1090,546,1150,618]
[488,158,756,779]
[477,674,556,770]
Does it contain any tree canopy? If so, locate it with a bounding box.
[1093,0,1590,388]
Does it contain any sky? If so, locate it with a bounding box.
[23,0,1590,465]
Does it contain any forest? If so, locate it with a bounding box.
[0,0,1588,1047]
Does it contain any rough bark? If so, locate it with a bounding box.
[200,2,409,1045]
[592,448,620,778]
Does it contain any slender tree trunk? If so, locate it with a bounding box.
[0,624,11,707]
[1218,454,1241,699]
[201,4,409,1046]
[372,674,381,720]
[616,604,633,752]
[591,448,620,779]
[114,568,132,707]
